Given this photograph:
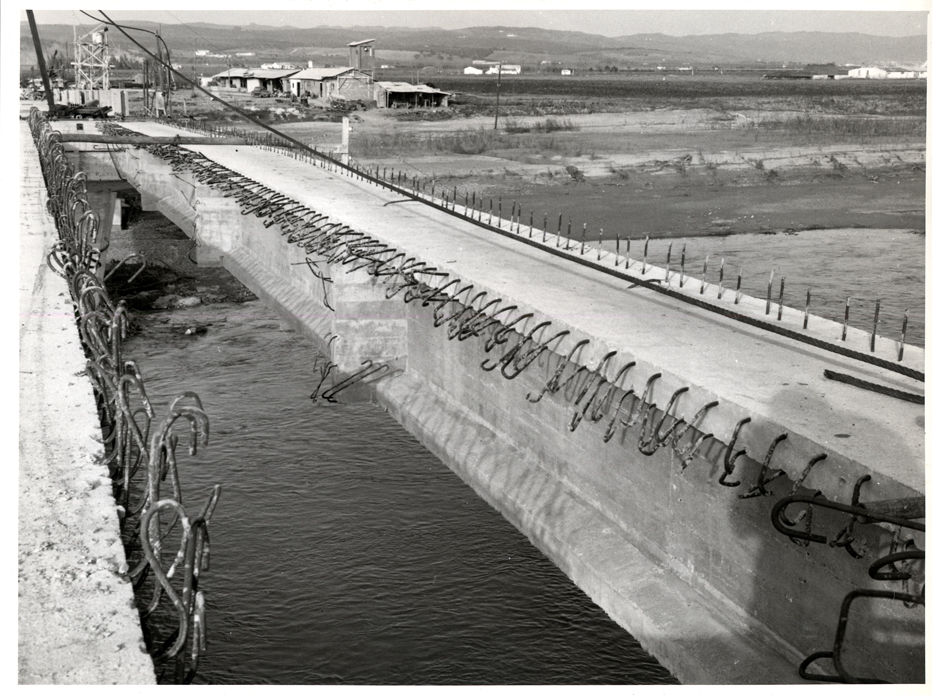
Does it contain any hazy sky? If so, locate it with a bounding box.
[21,2,931,38]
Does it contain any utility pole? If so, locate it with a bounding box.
[192,41,197,95]
[26,11,57,115]
[493,62,502,130]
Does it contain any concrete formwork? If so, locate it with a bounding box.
[62,120,925,684]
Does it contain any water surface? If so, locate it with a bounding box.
[126,304,678,685]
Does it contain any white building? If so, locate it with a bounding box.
[463,66,483,75]
[848,66,888,79]
[487,64,521,75]
[210,67,299,93]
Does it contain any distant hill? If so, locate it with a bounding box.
[20,21,927,72]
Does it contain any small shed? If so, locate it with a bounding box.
[289,67,366,100]
[374,82,450,108]
[463,66,483,75]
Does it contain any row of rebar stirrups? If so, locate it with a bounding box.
[30,108,218,685]
[106,117,924,684]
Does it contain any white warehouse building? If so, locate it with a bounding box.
[847,66,888,79]
[487,64,521,75]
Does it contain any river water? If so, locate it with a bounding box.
[124,303,678,685]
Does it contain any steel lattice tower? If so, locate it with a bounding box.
[72,25,111,90]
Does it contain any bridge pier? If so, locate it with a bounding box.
[84,185,117,274]
[330,262,408,370]
[193,190,239,267]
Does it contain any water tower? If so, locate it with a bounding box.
[347,39,375,78]
[73,24,111,89]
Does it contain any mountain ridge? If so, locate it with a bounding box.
[21,21,927,69]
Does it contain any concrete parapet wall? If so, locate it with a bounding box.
[66,121,924,684]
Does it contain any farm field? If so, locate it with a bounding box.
[247,75,924,239]
[112,74,924,239]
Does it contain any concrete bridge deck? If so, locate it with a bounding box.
[28,115,925,684]
[102,120,923,502]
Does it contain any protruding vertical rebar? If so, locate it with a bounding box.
[664,242,673,282]
[641,236,649,274]
[510,200,516,231]
[898,309,908,361]
[734,267,743,304]
[598,229,604,261]
[717,258,725,299]
[615,234,620,266]
[625,237,631,269]
[517,204,521,232]
[804,287,811,328]
[777,277,785,320]
[580,223,587,255]
[870,299,880,352]
[700,255,709,294]
[529,211,534,238]
[679,244,686,288]
[431,181,435,198]
[765,269,774,314]
[543,214,548,242]
[841,296,850,341]
[453,185,457,210]
[498,198,502,228]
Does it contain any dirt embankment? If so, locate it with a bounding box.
[316,108,922,239]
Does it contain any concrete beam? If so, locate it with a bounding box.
[59,134,252,145]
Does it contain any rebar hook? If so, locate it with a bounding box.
[637,386,690,455]
[739,433,788,499]
[718,417,751,486]
[481,321,551,373]
[527,339,591,403]
[568,351,619,431]
[502,330,570,380]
